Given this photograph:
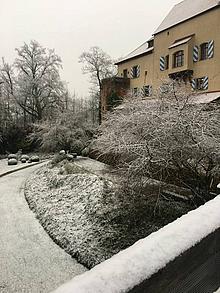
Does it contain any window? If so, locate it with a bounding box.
[173,50,184,68]
[200,43,209,60]
[148,39,154,48]
[143,85,151,97]
[133,88,138,96]
[193,77,208,90]
[132,65,139,78]
[123,69,128,78]
[196,78,204,90]
[160,83,170,94]
[165,55,169,70]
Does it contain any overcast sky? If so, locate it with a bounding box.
[0,0,180,97]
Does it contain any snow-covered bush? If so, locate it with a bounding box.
[95,81,220,205]
[51,154,66,167]
[8,154,17,160]
[21,154,29,161]
[8,158,18,165]
[30,155,40,162]
[59,150,66,155]
[29,110,96,153]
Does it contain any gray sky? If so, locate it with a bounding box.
[0,0,180,97]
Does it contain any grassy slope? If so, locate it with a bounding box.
[25,161,192,269]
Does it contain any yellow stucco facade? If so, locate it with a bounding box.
[116,4,220,96]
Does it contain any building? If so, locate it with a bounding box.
[114,0,220,100]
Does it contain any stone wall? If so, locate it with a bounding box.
[100,77,130,120]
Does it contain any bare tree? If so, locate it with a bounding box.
[79,46,116,123]
[1,40,66,122]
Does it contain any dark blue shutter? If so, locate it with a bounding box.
[191,79,197,90]
[130,67,134,78]
[208,40,214,58]
[137,65,140,78]
[203,76,209,90]
[193,45,199,62]
[160,57,165,71]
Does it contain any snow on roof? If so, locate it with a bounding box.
[53,195,220,293]
[190,91,220,104]
[155,0,220,34]
[115,40,153,64]
[168,36,192,49]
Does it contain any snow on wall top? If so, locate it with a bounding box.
[190,91,220,104]
[168,36,192,49]
[53,195,220,293]
[155,0,220,34]
[115,40,153,64]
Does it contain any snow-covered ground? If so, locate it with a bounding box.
[53,194,220,293]
[25,164,117,267]
[25,158,192,269]
[0,164,86,292]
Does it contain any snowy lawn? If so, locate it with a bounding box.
[25,160,193,268]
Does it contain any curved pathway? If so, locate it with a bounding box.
[0,164,86,293]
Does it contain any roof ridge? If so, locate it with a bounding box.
[154,0,220,35]
[124,39,149,58]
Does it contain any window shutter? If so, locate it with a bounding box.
[208,40,214,58]
[141,87,145,98]
[130,67,134,78]
[137,65,140,77]
[203,76,209,90]
[191,79,197,90]
[160,57,165,71]
[149,85,153,96]
[193,45,199,62]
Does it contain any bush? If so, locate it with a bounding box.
[0,124,35,154]
[29,111,96,153]
[8,158,18,165]
[95,81,220,205]
[51,154,67,167]
[30,156,40,162]
[21,155,29,161]
[8,154,18,160]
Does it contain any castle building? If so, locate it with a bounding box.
[112,0,220,103]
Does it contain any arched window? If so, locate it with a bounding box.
[173,50,184,68]
[200,42,209,60]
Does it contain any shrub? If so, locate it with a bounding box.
[8,158,18,165]
[29,111,96,153]
[51,154,67,167]
[95,81,220,205]
[8,154,17,160]
[0,124,35,154]
[30,156,40,162]
[21,154,29,161]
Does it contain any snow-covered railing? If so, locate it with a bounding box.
[53,195,220,293]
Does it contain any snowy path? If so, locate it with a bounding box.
[0,164,86,293]
[74,157,111,176]
[74,157,118,183]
